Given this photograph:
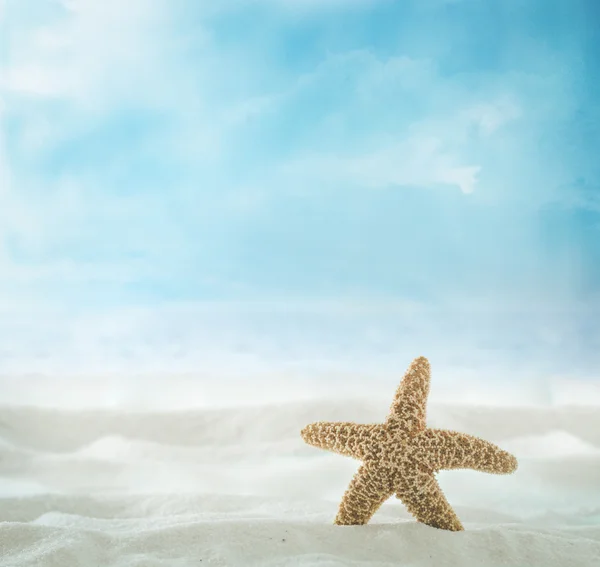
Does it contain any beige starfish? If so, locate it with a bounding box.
[301,356,518,531]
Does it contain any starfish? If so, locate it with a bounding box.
[301,356,518,531]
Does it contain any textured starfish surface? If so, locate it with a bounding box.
[301,356,518,531]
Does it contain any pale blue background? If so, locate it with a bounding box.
[0,0,599,390]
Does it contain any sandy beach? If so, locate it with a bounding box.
[1,396,599,566]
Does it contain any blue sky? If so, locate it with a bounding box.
[1,0,599,314]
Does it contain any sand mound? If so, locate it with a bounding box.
[0,401,599,566]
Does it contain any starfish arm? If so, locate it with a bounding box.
[386,356,431,435]
[301,422,382,460]
[396,466,464,531]
[335,464,393,525]
[416,429,518,474]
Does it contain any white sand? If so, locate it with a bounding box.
[0,398,599,566]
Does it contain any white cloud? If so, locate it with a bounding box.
[4,0,171,106]
[441,165,480,195]
[280,132,481,194]
[0,0,213,275]
[2,0,210,158]
[262,52,520,194]
[0,0,530,300]
[465,97,522,137]
[1,0,263,169]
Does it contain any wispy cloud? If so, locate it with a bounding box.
[0,0,597,312]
